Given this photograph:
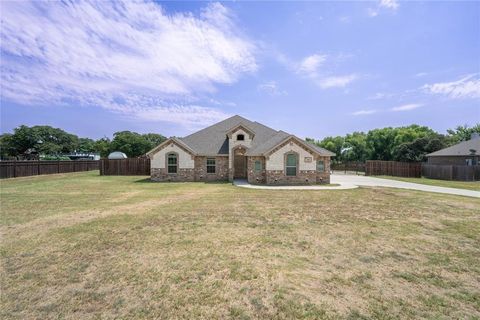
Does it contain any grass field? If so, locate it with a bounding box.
[377,175,480,191]
[1,171,479,319]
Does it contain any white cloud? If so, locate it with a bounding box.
[367,0,399,17]
[318,74,357,89]
[0,1,256,128]
[297,54,327,76]
[133,105,231,128]
[414,72,428,77]
[257,81,287,96]
[380,0,399,10]
[391,103,423,112]
[422,74,480,99]
[293,53,357,89]
[352,109,377,116]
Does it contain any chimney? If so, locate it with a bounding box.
[471,132,480,140]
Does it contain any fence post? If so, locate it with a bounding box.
[13,160,16,178]
[38,160,40,175]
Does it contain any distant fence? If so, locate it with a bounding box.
[331,162,365,174]
[0,160,99,179]
[422,164,480,181]
[365,160,421,178]
[100,158,150,176]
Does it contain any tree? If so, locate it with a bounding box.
[32,126,78,155]
[76,138,96,153]
[5,125,39,156]
[366,127,398,161]
[93,137,111,158]
[447,124,480,144]
[393,135,446,162]
[0,134,15,159]
[307,136,345,163]
[343,132,369,162]
[142,133,166,149]
[110,131,152,157]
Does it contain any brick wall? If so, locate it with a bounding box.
[266,170,317,185]
[194,156,229,182]
[151,168,195,182]
[247,156,266,184]
[151,154,331,184]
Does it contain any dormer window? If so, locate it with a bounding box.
[237,134,245,141]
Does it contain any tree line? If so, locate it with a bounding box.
[0,125,166,159]
[306,124,480,163]
[1,123,478,162]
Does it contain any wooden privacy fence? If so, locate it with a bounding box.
[422,164,480,181]
[365,160,421,178]
[0,160,99,179]
[100,158,150,176]
[331,162,365,173]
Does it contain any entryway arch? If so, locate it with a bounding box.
[233,146,247,179]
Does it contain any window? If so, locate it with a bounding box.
[317,160,325,172]
[167,153,177,174]
[207,158,216,173]
[254,160,262,172]
[285,153,297,176]
[237,134,245,141]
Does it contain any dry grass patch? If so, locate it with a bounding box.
[1,171,479,319]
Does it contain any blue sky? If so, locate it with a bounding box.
[1,0,479,140]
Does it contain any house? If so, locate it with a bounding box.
[146,115,335,185]
[426,133,480,165]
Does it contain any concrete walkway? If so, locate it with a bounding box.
[234,175,480,198]
[233,179,358,190]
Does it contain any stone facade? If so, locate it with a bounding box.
[266,170,318,185]
[247,156,266,184]
[194,156,229,182]
[151,156,228,182]
[151,168,195,182]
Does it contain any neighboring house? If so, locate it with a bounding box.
[146,115,335,185]
[426,133,480,165]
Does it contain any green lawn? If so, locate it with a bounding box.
[377,175,480,191]
[1,171,479,319]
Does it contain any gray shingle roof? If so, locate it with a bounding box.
[177,115,335,157]
[427,137,480,157]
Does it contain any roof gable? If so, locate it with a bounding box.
[179,115,278,155]
[146,137,196,157]
[148,115,336,157]
[226,124,256,139]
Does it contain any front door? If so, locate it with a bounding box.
[234,154,247,178]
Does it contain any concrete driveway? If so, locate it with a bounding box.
[331,174,480,198]
[234,175,480,198]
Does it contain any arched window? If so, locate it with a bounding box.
[167,153,177,174]
[285,153,297,176]
[237,134,245,141]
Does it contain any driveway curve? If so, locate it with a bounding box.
[332,174,480,198]
[234,175,480,198]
